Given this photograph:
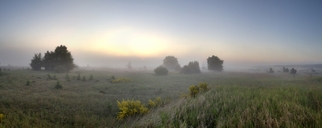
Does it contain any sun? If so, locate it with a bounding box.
[91,27,171,57]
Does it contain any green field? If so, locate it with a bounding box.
[0,69,322,127]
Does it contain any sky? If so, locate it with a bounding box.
[0,0,321,69]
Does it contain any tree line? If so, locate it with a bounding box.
[30,45,76,72]
[154,55,224,75]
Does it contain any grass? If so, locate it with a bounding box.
[0,69,322,127]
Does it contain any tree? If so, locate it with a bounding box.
[290,68,297,76]
[207,55,223,72]
[31,45,75,72]
[163,56,181,71]
[30,53,42,70]
[53,45,75,72]
[43,51,56,71]
[180,61,201,74]
[267,68,274,73]
[283,67,289,73]
[154,66,168,75]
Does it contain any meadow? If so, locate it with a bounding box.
[0,69,322,127]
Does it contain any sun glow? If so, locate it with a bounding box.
[90,27,172,57]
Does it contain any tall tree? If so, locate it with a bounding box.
[207,55,223,72]
[30,53,42,70]
[43,51,56,71]
[33,45,75,72]
[163,56,181,71]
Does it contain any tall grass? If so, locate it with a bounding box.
[0,69,322,127]
[134,81,322,127]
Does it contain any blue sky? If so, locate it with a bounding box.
[0,0,321,68]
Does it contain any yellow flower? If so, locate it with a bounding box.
[0,113,4,121]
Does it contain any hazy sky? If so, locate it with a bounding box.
[0,0,321,68]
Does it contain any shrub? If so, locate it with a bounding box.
[267,68,274,73]
[148,97,162,108]
[47,74,51,80]
[189,85,199,98]
[116,100,149,120]
[26,80,30,86]
[55,81,63,89]
[180,61,201,74]
[154,66,168,75]
[290,68,297,76]
[198,82,209,92]
[0,113,4,122]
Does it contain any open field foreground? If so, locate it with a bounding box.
[0,69,322,127]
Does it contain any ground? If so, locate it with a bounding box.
[0,69,321,127]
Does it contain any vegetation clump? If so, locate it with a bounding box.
[189,82,209,98]
[290,68,297,76]
[207,55,223,72]
[267,67,274,73]
[148,97,162,108]
[55,81,63,89]
[163,56,181,71]
[30,45,76,72]
[25,80,30,86]
[189,85,199,98]
[116,100,149,120]
[0,113,4,122]
[180,61,201,74]
[154,66,168,75]
[283,67,289,73]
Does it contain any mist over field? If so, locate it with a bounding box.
[0,0,322,69]
[1,1,322,127]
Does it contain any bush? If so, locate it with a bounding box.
[188,83,209,98]
[55,81,63,89]
[290,68,297,76]
[154,66,168,75]
[26,80,30,86]
[267,68,274,73]
[0,113,4,122]
[180,61,201,74]
[116,100,149,120]
[148,97,162,108]
[189,85,199,98]
[198,82,209,92]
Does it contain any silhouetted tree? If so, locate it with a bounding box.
[154,65,168,75]
[30,53,42,70]
[41,45,75,72]
[163,56,181,71]
[290,68,297,76]
[207,55,223,72]
[267,68,274,73]
[181,61,201,74]
[283,67,289,73]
